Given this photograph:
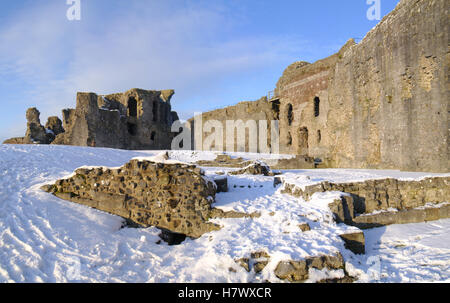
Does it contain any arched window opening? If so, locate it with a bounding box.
[287,104,294,126]
[150,131,156,142]
[317,130,322,144]
[314,97,320,117]
[128,97,137,117]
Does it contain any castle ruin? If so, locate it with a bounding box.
[191,0,449,173]
[4,88,179,150]
[4,0,449,173]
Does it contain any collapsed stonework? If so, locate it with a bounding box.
[4,88,179,150]
[189,0,449,173]
[3,108,64,145]
[40,152,264,238]
[41,155,220,238]
[280,176,450,228]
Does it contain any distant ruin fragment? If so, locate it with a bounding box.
[4,88,180,150]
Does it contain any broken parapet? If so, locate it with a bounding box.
[41,155,220,238]
[3,108,63,145]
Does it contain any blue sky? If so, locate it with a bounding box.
[0,0,400,142]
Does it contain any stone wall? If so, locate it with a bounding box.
[186,0,449,173]
[41,157,220,238]
[274,0,448,172]
[281,176,450,227]
[274,43,353,156]
[323,0,449,172]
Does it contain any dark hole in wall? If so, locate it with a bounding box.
[314,97,320,117]
[127,122,137,136]
[128,97,137,117]
[317,130,321,143]
[271,100,280,119]
[152,101,158,122]
[287,104,294,126]
[287,132,292,145]
[150,131,156,141]
[158,228,187,245]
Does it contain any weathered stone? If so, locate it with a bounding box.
[273,176,282,187]
[189,98,279,154]
[282,176,450,227]
[41,156,220,238]
[185,0,448,173]
[271,155,315,170]
[45,116,64,136]
[339,231,365,254]
[235,258,250,272]
[328,195,355,224]
[274,260,308,282]
[26,107,41,125]
[274,252,345,282]
[298,223,311,232]
[353,204,450,229]
[229,161,273,176]
[209,208,261,219]
[213,176,228,193]
[254,261,269,274]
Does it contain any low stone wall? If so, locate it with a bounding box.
[352,203,450,229]
[41,158,219,238]
[281,176,450,227]
[270,155,315,170]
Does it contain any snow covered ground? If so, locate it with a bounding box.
[0,144,448,283]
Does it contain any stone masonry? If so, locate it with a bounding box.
[188,0,449,173]
[41,157,220,238]
[281,176,450,227]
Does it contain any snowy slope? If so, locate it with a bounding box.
[0,144,449,282]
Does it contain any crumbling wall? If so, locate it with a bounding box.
[5,88,180,150]
[41,158,219,238]
[325,0,449,172]
[281,176,450,227]
[250,0,448,172]
[3,108,63,145]
[54,88,177,149]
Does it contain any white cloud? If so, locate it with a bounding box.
[0,0,310,140]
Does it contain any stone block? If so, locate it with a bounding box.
[339,231,365,254]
